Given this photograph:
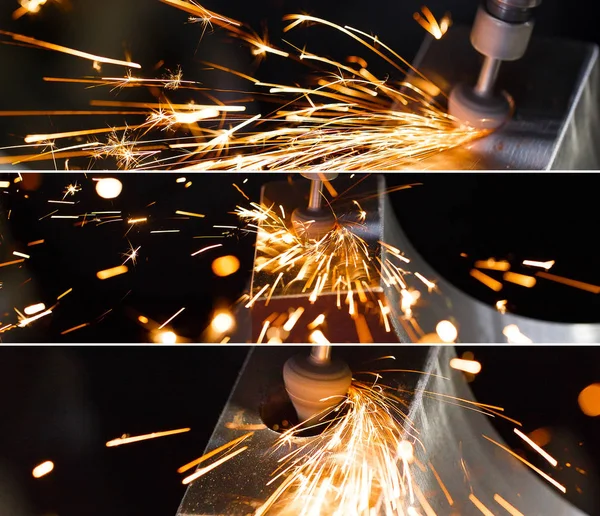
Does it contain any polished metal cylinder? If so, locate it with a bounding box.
[307,179,322,210]
[474,56,502,96]
[471,6,535,61]
[310,345,331,364]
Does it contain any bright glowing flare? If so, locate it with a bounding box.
[32,460,54,478]
[211,312,235,334]
[436,320,458,343]
[95,177,123,199]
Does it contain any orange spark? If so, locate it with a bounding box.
[482,435,566,493]
[493,494,524,516]
[18,309,52,327]
[413,7,451,40]
[474,258,510,271]
[96,265,128,280]
[24,303,45,315]
[106,427,190,447]
[468,493,494,516]
[523,259,555,270]
[0,30,141,68]
[470,269,503,291]
[158,307,186,329]
[210,311,235,334]
[32,460,54,478]
[0,258,25,268]
[449,358,482,375]
[503,272,536,288]
[60,323,90,335]
[307,314,325,330]
[56,287,72,300]
[578,384,600,417]
[354,314,374,343]
[514,428,557,466]
[211,255,240,277]
[436,320,458,343]
[177,432,254,473]
[175,210,205,218]
[191,243,223,257]
[282,307,305,332]
[428,462,454,506]
[309,330,330,344]
[182,446,248,485]
[495,299,507,314]
[535,271,600,294]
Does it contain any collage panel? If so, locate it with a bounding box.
[0,346,599,515]
[1,172,598,344]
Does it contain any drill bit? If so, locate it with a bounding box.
[310,345,331,364]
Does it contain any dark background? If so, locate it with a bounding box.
[0,346,600,516]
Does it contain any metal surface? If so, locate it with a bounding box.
[413,27,600,169]
[176,346,586,515]
[381,187,600,343]
[234,175,600,343]
[247,175,400,344]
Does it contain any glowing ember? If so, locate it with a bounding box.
[414,6,451,40]
[502,324,532,344]
[24,303,46,316]
[106,427,190,447]
[578,384,600,417]
[309,330,330,344]
[32,460,54,478]
[210,312,235,334]
[96,265,128,280]
[449,358,482,375]
[436,320,458,343]
[156,331,178,344]
[211,255,241,277]
[95,177,123,199]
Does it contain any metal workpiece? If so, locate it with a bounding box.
[414,26,600,168]
[248,175,401,343]
[381,191,600,343]
[176,346,585,515]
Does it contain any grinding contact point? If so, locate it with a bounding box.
[448,82,511,129]
[291,207,336,241]
[283,353,353,423]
